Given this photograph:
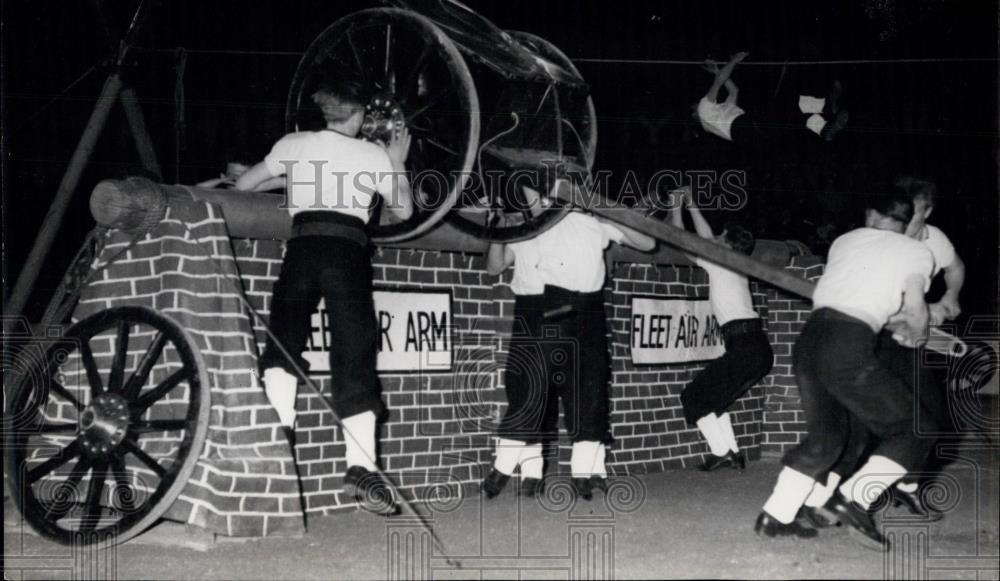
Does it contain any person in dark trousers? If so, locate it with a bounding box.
[236,79,413,515]
[756,190,937,550]
[670,187,773,471]
[800,177,967,524]
[482,183,655,500]
[697,51,849,143]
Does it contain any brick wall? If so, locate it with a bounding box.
[756,256,825,457]
[69,200,821,536]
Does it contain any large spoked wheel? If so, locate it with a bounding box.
[507,30,598,172]
[4,306,210,548]
[286,7,480,243]
[445,30,598,243]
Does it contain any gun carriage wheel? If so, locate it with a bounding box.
[287,7,480,243]
[5,306,210,548]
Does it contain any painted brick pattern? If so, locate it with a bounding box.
[71,199,305,538]
[758,255,824,457]
[72,200,820,536]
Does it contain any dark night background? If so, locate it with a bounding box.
[2,0,997,324]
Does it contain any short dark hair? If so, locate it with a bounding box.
[894,175,937,207]
[311,80,369,124]
[866,185,914,225]
[723,221,755,255]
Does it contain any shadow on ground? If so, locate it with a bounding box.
[5,447,999,580]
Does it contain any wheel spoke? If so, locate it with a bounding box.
[122,332,167,401]
[42,456,90,520]
[107,321,131,393]
[421,136,460,157]
[27,441,81,483]
[48,380,85,412]
[33,422,79,434]
[401,44,432,101]
[345,28,369,82]
[109,455,135,513]
[79,340,105,398]
[405,88,454,123]
[80,463,108,532]
[384,24,395,93]
[122,439,167,478]
[131,367,191,417]
[130,419,188,434]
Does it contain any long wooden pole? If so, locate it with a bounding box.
[3,74,123,333]
[553,181,966,357]
[552,181,817,298]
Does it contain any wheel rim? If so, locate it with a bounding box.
[286,7,480,243]
[5,306,210,547]
[445,30,596,243]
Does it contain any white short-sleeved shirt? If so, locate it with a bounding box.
[264,130,396,223]
[917,224,955,277]
[508,212,624,295]
[813,228,935,331]
[697,97,745,142]
[694,257,759,326]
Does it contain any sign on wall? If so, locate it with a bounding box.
[303,290,452,373]
[630,297,725,365]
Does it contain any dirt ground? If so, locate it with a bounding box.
[5,450,998,580]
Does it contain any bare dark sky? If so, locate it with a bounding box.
[2,0,997,317]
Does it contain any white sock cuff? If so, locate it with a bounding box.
[718,412,739,453]
[798,95,826,114]
[839,455,907,509]
[803,471,842,507]
[342,411,377,470]
[571,440,600,477]
[806,114,827,136]
[263,367,298,427]
[519,443,543,479]
[493,438,527,475]
[696,414,729,457]
[762,467,816,524]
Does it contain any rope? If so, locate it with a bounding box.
[175,218,464,569]
[133,46,996,65]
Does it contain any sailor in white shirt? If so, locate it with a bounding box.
[811,177,967,523]
[756,191,937,548]
[697,51,848,143]
[236,80,413,516]
[669,187,773,472]
[482,184,655,500]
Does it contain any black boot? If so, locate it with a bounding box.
[732,451,747,471]
[343,466,401,516]
[798,505,839,529]
[824,491,887,551]
[519,477,544,497]
[698,451,736,472]
[572,477,593,500]
[754,512,818,538]
[588,475,609,493]
[893,486,944,521]
[481,468,510,499]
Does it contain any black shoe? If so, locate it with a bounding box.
[799,505,839,529]
[481,468,510,499]
[893,487,944,521]
[519,477,544,497]
[572,477,593,500]
[754,512,818,538]
[824,491,887,551]
[732,451,747,471]
[822,109,849,141]
[588,475,609,493]
[343,466,400,516]
[698,451,736,472]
